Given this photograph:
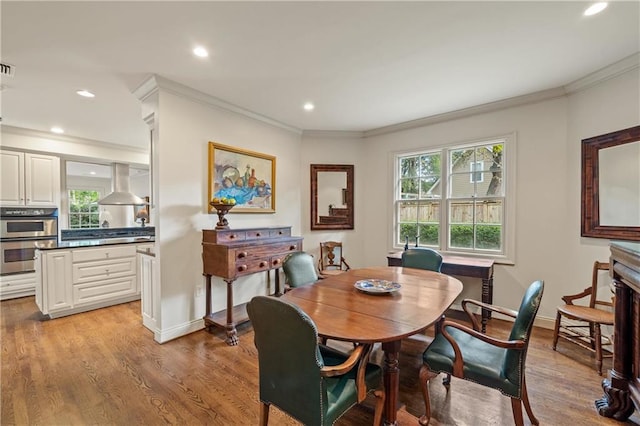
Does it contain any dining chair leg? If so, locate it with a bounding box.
[373,389,385,426]
[510,398,525,426]
[552,311,561,350]
[260,401,270,426]
[594,323,603,375]
[418,365,438,426]
[521,376,539,425]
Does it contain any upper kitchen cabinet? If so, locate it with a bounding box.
[0,150,60,207]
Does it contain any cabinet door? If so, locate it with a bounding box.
[138,253,157,331]
[0,150,25,205]
[44,251,73,313]
[25,153,60,206]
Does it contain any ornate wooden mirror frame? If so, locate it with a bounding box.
[310,164,354,230]
[581,125,640,241]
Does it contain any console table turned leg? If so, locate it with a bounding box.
[224,279,239,346]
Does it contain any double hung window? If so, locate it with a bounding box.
[395,136,513,259]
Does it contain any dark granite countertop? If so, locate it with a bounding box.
[37,236,155,250]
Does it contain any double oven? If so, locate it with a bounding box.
[0,207,58,275]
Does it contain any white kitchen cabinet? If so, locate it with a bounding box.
[0,272,36,300]
[36,243,142,318]
[137,245,157,333]
[0,150,60,206]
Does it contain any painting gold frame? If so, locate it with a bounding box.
[208,142,276,213]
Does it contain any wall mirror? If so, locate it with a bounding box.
[581,125,640,241]
[311,164,354,230]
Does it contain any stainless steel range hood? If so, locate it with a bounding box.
[98,163,147,206]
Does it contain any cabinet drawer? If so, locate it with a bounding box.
[215,231,247,244]
[73,258,136,284]
[269,228,291,238]
[73,275,137,305]
[72,245,137,263]
[235,258,272,275]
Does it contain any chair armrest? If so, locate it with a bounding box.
[461,299,518,331]
[355,344,374,402]
[320,344,364,377]
[439,320,526,377]
[342,257,351,271]
[561,287,592,304]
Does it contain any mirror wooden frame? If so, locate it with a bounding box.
[581,125,640,241]
[310,164,354,230]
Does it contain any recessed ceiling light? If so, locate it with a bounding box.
[193,46,209,58]
[303,102,315,111]
[584,2,607,16]
[76,89,95,98]
[51,127,64,134]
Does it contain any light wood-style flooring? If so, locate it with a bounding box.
[2,296,639,425]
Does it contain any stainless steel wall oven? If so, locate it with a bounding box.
[0,208,58,275]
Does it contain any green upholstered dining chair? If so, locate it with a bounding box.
[401,248,443,272]
[418,280,544,426]
[247,296,385,426]
[282,251,320,292]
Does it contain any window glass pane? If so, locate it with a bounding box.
[68,189,101,229]
[400,178,419,199]
[449,173,476,198]
[449,201,474,249]
[400,156,419,178]
[398,201,440,246]
[476,200,502,250]
[420,176,440,198]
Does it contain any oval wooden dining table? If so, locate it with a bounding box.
[280,266,463,426]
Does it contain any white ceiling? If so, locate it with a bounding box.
[1,1,639,150]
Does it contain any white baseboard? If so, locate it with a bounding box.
[156,318,205,344]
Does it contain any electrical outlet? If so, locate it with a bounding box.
[195,285,204,297]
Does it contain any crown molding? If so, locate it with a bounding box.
[0,125,147,154]
[364,87,567,138]
[564,52,640,94]
[133,74,302,135]
[302,129,364,139]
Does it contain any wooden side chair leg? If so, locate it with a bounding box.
[419,365,438,425]
[260,402,270,426]
[510,398,525,426]
[594,323,603,376]
[521,376,539,425]
[552,311,562,350]
[373,389,385,426]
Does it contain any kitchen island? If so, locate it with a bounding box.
[35,236,154,319]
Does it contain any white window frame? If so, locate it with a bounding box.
[393,133,516,263]
[67,186,104,229]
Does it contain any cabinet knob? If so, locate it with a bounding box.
[237,265,247,272]
[105,253,110,258]
[273,258,281,266]
[238,251,247,259]
[105,269,110,275]
[259,261,267,268]
[256,232,261,237]
[229,234,236,239]
[289,245,296,250]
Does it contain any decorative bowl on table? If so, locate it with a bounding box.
[354,279,401,294]
[209,199,237,229]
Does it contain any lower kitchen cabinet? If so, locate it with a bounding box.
[137,246,157,333]
[0,272,37,301]
[36,244,143,318]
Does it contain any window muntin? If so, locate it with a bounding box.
[395,139,507,256]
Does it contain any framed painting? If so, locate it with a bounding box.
[208,142,276,213]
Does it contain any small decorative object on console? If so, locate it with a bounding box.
[210,197,237,229]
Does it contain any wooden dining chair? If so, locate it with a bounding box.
[247,296,385,426]
[418,280,544,426]
[552,261,613,375]
[282,251,320,292]
[318,241,351,276]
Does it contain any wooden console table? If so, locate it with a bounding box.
[596,241,639,420]
[202,226,302,345]
[387,251,495,332]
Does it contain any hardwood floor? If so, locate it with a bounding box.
[1,296,638,425]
